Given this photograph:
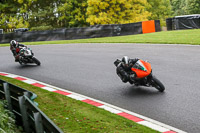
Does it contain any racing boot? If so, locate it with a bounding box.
[15,55,20,62]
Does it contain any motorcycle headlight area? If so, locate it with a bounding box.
[24,50,31,56]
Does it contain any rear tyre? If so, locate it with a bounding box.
[151,76,165,92]
[32,57,41,66]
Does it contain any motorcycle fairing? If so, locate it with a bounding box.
[19,47,32,56]
[131,60,151,78]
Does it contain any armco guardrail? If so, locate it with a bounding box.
[0,20,161,43]
[0,79,63,133]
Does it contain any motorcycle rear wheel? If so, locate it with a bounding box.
[32,57,41,66]
[151,76,165,92]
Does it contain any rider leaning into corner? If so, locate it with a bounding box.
[114,56,139,84]
[10,40,27,62]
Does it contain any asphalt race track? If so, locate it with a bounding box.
[0,43,200,133]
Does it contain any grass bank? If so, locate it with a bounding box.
[0,75,159,133]
[0,29,200,46]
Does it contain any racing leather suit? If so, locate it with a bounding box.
[114,58,138,83]
[10,43,26,61]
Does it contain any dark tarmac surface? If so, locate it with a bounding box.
[0,43,200,132]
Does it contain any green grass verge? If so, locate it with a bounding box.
[0,29,200,46]
[0,75,159,133]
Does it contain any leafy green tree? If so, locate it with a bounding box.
[0,0,20,31]
[86,0,151,25]
[187,0,200,14]
[17,0,58,28]
[170,0,191,16]
[170,0,184,16]
[170,0,200,16]
[57,0,88,28]
[4,0,200,32]
[147,0,172,26]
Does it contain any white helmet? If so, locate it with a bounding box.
[122,56,130,69]
[10,40,18,47]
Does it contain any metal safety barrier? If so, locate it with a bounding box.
[0,79,63,133]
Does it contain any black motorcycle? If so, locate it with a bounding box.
[18,47,41,66]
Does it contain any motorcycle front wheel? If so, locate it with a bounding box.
[19,61,23,65]
[151,76,165,92]
[32,57,41,66]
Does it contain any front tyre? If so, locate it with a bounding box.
[151,76,165,92]
[32,57,41,66]
[19,61,23,65]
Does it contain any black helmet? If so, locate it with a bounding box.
[122,56,130,69]
[10,40,18,47]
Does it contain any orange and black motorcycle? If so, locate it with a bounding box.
[115,59,165,92]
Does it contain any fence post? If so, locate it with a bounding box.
[3,83,12,111]
[23,91,30,96]
[34,112,44,133]
[19,96,30,133]
[24,91,38,106]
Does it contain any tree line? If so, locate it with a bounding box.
[0,0,199,32]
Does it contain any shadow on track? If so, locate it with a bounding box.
[14,64,40,69]
[121,85,165,97]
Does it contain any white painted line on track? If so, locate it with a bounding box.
[5,74,18,78]
[22,79,37,84]
[41,86,57,92]
[99,105,122,114]
[138,121,170,132]
[67,94,87,101]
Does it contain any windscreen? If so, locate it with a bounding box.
[132,60,147,71]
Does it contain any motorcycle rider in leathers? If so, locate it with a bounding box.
[10,40,26,62]
[114,56,138,83]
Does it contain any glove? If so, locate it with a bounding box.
[114,59,121,67]
[129,74,136,81]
